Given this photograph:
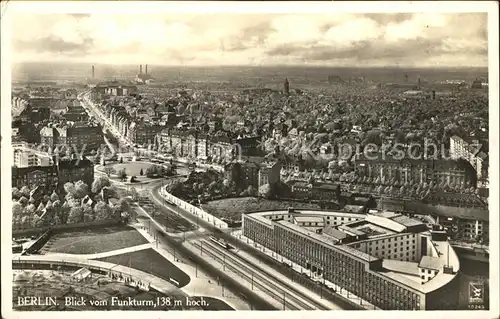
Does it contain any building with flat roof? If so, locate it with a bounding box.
[242,209,460,310]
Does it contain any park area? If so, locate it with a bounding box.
[97,161,171,183]
[40,225,148,255]
[97,248,191,288]
[202,197,323,221]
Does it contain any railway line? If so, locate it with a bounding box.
[191,239,331,310]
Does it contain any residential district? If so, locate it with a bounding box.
[11,64,489,311]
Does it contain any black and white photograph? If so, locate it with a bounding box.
[1,1,498,317]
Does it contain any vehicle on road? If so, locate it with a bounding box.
[210,236,231,249]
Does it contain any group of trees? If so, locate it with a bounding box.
[143,165,174,178]
[12,177,131,230]
[343,176,479,201]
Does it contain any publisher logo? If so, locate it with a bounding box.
[468,280,485,309]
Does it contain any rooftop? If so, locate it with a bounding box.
[419,256,442,271]
[294,216,324,223]
[322,227,349,240]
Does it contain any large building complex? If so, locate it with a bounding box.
[242,209,460,310]
[13,148,52,168]
[354,153,477,188]
[12,157,94,190]
[40,123,104,154]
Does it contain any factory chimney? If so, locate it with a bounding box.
[145,64,148,75]
[432,90,436,100]
[417,77,421,89]
[140,65,143,74]
[92,65,95,79]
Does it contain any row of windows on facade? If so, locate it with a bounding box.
[244,225,422,309]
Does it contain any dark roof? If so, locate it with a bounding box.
[12,165,56,176]
[57,159,93,169]
[315,183,340,191]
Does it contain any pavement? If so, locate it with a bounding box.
[131,223,251,310]
[41,243,154,260]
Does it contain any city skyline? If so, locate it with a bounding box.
[12,12,488,67]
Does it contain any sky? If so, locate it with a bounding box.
[11,12,488,67]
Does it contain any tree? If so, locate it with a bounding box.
[140,168,144,176]
[94,202,112,220]
[18,196,29,206]
[115,198,131,218]
[104,166,116,177]
[208,181,218,193]
[12,187,21,199]
[83,211,94,222]
[20,186,30,198]
[119,168,128,182]
[64,182,76,197]
[82,204,94,222]
[68,206,84,224]
[50,191,59,202]
[60,202,71,223]
[25,203,36,215]
[13,202,24,217]
[129,187,140,201]
[247,185,255,197]
[259,184,272,199]
[74,181,89,199]
[42,194,51,203]
[92,176,111,194]
[32,214,43,228]
[146,166,158,178]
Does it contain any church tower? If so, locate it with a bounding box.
[284,78,290,95]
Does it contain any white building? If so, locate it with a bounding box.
[13,148,52,168]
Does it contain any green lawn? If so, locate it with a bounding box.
[202,197,323,221]
[97,248,191,288]
[110,162,160,176]
[42,226,148,255]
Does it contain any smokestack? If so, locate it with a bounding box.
[92,65,95,79]
[432,90,436,100]
[140,65,142,74]
[418,77,421,89]
[145,64,148,75]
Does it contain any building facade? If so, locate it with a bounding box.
[354,155,477,188]
[242,210,461,310]
[40,124,104,154]
[12,158,94,190]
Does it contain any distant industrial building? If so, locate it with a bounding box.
[135,64,154,84]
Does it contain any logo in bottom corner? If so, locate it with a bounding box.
[468,281,485,305]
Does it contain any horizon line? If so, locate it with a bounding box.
[12,61,489,70]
